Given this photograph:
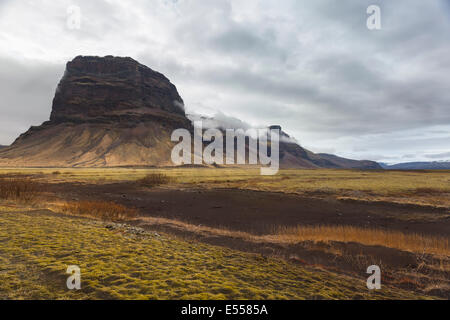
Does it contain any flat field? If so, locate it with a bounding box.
[0,168,448,299]
[2,167,449,207]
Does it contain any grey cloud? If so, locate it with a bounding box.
[0,58,63,144]
[425,152,450,159]
[0,0,449,163]
[188,112,252,130]
[210,26,284,60]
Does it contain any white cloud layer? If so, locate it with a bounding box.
[0,0,449,163]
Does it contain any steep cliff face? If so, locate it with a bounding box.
[50,55,185,123]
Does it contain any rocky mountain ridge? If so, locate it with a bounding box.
[0,55,381,169]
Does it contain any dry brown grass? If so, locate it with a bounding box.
[61,201,138,221]
[272,225,450,256]
[0,178,39,202]
[138,216,449,256]
[137,173,173,188]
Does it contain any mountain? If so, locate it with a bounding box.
[380,161,450,170]
[312,153,381,169]
[266,131,380,169]
[0,55,381,169]
[0,56,191,167]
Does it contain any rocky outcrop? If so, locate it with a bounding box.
[50,55,185,124]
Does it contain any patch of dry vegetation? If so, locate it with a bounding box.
[137,173,173,187]
[138,216,449,257]
[61,201,138,221]
[272,225,450,256]
[0,178,38,202]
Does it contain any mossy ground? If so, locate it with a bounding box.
[0,205,432,300]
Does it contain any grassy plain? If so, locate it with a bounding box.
[0,206,427,300]
[0,167,448,299]
[1,167,448,207]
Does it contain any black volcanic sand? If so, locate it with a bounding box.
[47,182,449,236]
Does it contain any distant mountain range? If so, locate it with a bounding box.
[379,161,450,170]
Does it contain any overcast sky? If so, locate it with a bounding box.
[0,0,449,164]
